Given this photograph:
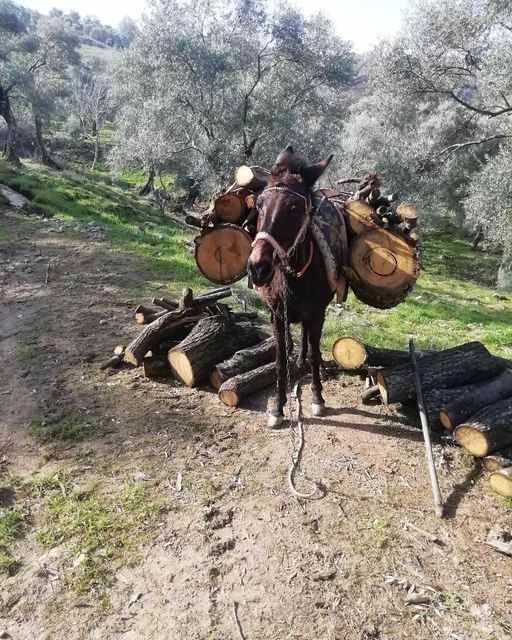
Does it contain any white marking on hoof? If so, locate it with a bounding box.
[311,402,326,417]
[268,414,284,429]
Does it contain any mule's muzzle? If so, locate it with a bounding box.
[247,257,275,287]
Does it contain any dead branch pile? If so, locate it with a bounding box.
[332,336,512,499]
[102,286,278,408]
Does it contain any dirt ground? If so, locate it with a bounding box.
[1,206,511,640]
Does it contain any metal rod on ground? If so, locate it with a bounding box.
[409,338,443,517]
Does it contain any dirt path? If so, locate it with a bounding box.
[1,207,511,640]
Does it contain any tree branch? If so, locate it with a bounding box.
[437,134,512,164]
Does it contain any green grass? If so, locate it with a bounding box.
[7,472,163,592]
[0,159,202,291]
[28,406,105,443]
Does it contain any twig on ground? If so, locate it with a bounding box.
[45,260,51,284]
[233,601,247,640]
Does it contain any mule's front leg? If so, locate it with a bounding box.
[307,317,327,417]
[268,316,287,428]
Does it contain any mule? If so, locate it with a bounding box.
[247,145,335,428]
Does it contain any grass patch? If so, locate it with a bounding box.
[36,478,162,593]
[16,342,39,363]
[28,407,105,443]
[0,497,29,575]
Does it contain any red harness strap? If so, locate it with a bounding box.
[295,240,313,278]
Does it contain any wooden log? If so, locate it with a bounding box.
[135,304,161,324]
[235,165,269,191]
[483,446,512,472]
[185,214,203,228]
[136,309,168,324]
[218,362,277,407]
[114,345,125,356]
[152,297,179,311]
[168,317,262,387]
[210,337,276,389]
[395,203,418,226]
[376,341,505,405]
[344,199,380,235]
[214,190,247,223]
[348,228,420,309]
[439,371,512,431]
[143,355,171,378]
[454,396,512,456]
[332,337,416,370]
[194,224,253,284]
[125,310,208,366]
[423,384,481,430]
[100,353,124,370]
[488,467,512,498]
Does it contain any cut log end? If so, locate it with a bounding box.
[332,337,367,370]
[168,351,194,387]
[454,426,489,457]
[439,409,452,431]
[489,468,512,498]
[376,370,389,404]
[218,388,239,407]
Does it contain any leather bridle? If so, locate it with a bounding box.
[252,185,314,278]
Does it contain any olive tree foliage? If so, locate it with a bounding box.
[109,0,355,191]
[0,0,80,164]
[335,0,512,286]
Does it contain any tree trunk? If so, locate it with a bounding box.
[423,383,482,430]
[483,446,512,472]
[488,467,512,498]
[471,225,484,251]
[34,112,60,169]
[139,167,155,196]
[218,362,277,406]
[332,337,427,371]
[210,337,276,389]
[0,86,20,165]
[168,317,262,387]
[497,251,512,292]
[91,123,101,171]
[376,341,505,404]
[454,396,512,456]
[125,309,208,366]
[439,371,512,431]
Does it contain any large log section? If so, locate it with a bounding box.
[439,371,512,431]
[168,317,262,387]
[218,363,277,407]
[454,396,512,457]
[376,341,505,404]
[210,337,276,389]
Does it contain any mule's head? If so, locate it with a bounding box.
[247,145,333,287]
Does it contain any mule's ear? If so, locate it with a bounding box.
[302,154,334,186]
[284,144,294,154]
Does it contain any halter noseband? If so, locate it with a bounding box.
[251,186,313,276]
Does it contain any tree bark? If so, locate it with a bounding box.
[0,85,20,165]
[454,396,512,456]
[168,317,262,387]
[483,446,512,472]
[210,337,276,389]
[34,112,60,169]
[138,167,155,196]
[143,355,171,378]
[439,371,512,431]
[91,124,101,171]
[125,309,208,366]
[488,467,512,498]
[423,383,482,430]
[218,362,277,406]
[376,341,505,404]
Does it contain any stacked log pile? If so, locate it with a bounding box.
[332,336,512,499]
[102,287,279,408]
[185,167,270,285]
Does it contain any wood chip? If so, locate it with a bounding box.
[175,472,183,492]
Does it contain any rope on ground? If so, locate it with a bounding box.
[287,376,326,501]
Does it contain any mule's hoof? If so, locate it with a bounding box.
[268,414,284,429]
[311,402,326,417]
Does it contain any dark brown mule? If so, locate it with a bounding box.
[247,146,335,428]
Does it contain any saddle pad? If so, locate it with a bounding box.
[311,191,349,302]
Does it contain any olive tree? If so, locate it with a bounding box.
[110,0,355,191]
